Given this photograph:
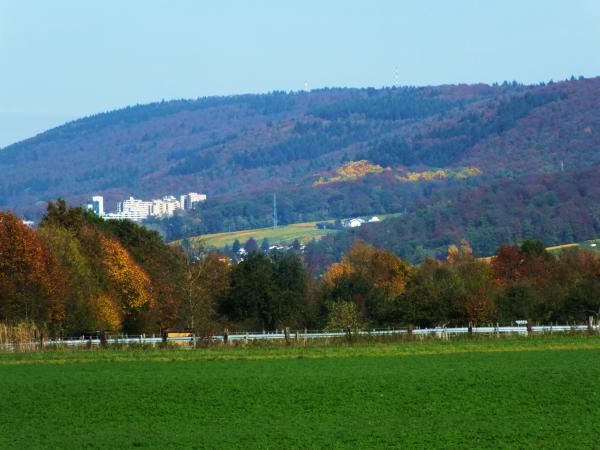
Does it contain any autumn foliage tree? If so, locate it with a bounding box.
[37,225,99,333]
[320,241,411,326]
[98,236,154,331]
[0,212,65,332]
[2,201,191,335]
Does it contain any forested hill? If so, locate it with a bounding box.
[2,76,599,225]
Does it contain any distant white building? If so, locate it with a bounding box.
[368,216,381,223]
[100,191,207,222]
[105,196,152,222]
[179,192,207,210]
[84,195,105,217]
[342,218,366,228]
[152,196,181,217]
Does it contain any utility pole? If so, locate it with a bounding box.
[273,193,278,229]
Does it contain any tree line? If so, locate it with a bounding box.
[1,202,599,337]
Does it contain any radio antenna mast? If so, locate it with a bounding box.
[273,193,278,228]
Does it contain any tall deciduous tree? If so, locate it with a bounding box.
[37,225,99,333]
[181,251,231,335]
[0,212,65,331]
[320,241,411,325]
[99,236,154,331]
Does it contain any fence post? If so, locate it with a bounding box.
[408,323,414,339]
[587,315,594,333]
[346,325,353,344]
[527,319,533,337]
[304,328,307,345]
[223,328,229,345]
[284,327,290,345]
[100,331,107,348]
[468,322,473,337]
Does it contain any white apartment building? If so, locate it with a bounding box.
[179,192,207,210]
[93,191,207,222]
[84,195,105,217]
[104,210,145,222]
[152,196,181,217]
[104,196,153,221]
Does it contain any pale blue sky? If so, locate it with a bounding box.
[1,0,599,147]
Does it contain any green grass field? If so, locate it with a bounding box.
[189,220,338,249]
[184,213,403,249]
[1,336,599,449]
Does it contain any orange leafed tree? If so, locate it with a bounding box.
[321,260,355,290]
[0,212,65,329]
[344,241,410,300]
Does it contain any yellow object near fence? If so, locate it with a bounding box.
[166,331,194,338]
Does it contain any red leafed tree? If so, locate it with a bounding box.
[0,212,66,331]
[491,245,524,286]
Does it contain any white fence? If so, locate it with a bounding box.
[2,324,596,350]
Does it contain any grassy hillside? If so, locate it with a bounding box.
[183,213,401,249]
[188,220,337,248]
[1,336,599,448]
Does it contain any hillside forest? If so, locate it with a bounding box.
[1,202,599,337]
[2,77,600,263]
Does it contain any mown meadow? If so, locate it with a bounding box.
[1,335,599,449]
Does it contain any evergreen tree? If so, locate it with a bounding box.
[244,237,259,254]
[291,239,301,252]
[260,238,270,253]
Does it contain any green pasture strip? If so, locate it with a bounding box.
[1,334,598,365]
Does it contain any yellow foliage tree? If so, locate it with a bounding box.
[93,293,123,331]
[100,237,154,314]
[447,239,474,265]
[315,160,386,185]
